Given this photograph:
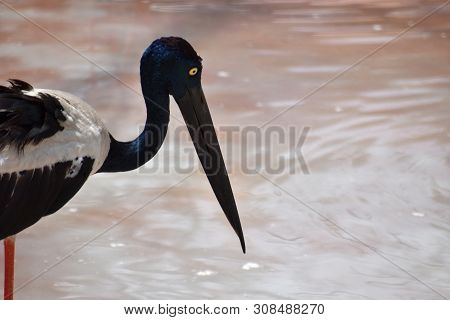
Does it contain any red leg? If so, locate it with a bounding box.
[4,236,15,300]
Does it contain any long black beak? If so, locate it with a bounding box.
[175,85,246,253]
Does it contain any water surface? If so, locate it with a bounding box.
[0,0,449,299]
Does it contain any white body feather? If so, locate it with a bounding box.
[0,89,110,174]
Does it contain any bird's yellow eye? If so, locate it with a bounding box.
[189,67,198,76]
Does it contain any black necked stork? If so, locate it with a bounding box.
[0,37,245,300]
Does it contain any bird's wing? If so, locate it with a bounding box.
[0,79,67,152]
[0,80,107,239]
[0,156,95,239]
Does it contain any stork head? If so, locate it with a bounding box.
[141,37,246,253]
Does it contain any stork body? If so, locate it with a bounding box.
[0,84,110,240]
[0,37,245,299]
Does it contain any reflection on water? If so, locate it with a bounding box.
[0,0,449,299]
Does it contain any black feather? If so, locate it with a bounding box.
[0,79,66,152]
[0,157,94,239]
[8,79,34,92]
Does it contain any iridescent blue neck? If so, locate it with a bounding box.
[98,59,170,173]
